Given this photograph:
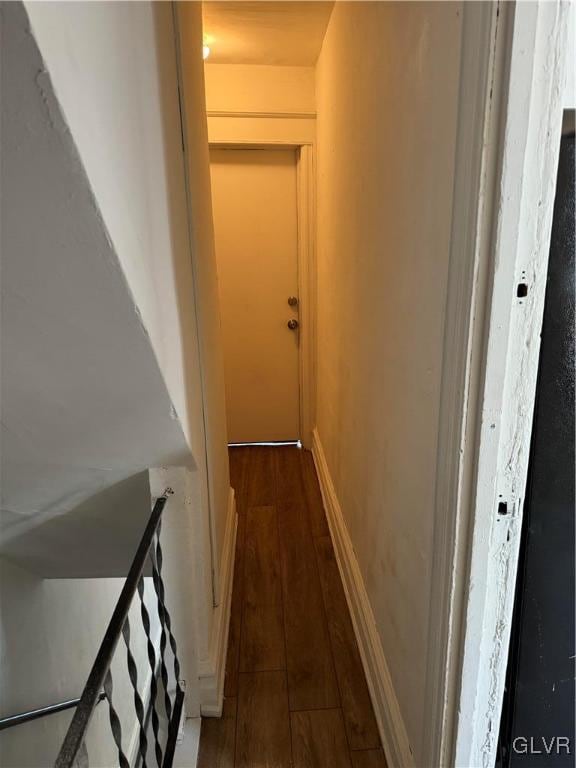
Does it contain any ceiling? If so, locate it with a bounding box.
[202,1,334,66]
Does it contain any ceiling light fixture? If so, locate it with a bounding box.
[203,43,210,60]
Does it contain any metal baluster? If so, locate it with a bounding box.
[54,493,175,768]
[150,539,172,721]
[73,740,89,768]
[122,617,148,768]
[137,577,163,767]
[102,669,130,768]
[153,521,183,697]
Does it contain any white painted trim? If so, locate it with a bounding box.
[228,441,301,448]
[450,3,572,767]
[209,138,317,449]
[172,3,219,608]
[207,110,316,120]
[198,487,237,716]
[421,3,500,765]
[311,429,414,768]
[208,137,314,149]
[296,144,316,449]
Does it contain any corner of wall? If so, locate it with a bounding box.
[198,486,237,716]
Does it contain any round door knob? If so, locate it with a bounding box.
[287,319,299,330]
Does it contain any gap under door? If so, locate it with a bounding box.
[210,147,300,444]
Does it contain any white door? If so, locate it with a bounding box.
[210,148,300,444]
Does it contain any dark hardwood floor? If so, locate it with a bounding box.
[197,446,387,768]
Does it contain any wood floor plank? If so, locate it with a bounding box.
[275,446,306,503]
[278,500,340,711]
[244,447,276,507]
[200,447,382,763]
[291,709,352,768]
[197,696,236,768]
[236,671,292,768]
[229,446,247,492]
[315,535,381,750]
[350,749,388,768]
[241,506,285,671]
[301,449,330,538]
[229,447,248,513]
[224,511,246,697]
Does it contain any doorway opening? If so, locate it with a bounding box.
[200,3,320,451]
[495,114,575,768]
[209,146,309,446]
[209,138,316,449]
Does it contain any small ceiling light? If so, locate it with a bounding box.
[203,44,210,60]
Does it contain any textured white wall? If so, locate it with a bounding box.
[565,2,575,109]
[0,558,161,767]
[22,0,230,647]
[24,1,206,463]
[1,0,191,535]
[315,3,462,760]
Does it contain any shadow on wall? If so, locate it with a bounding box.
[0,472,152,579]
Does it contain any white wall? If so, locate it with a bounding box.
[22,0,231,661]
[565,1,575,109]
[1,0,191,541]
[23,2,206,465]
[0,559,160,767]
[1,474,152,578]
[315,3,462,761]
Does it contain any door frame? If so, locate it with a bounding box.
[208,140,316,449]
[425,2,573,766]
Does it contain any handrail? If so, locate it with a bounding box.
[55,488,185,768]
[0,694,106,731]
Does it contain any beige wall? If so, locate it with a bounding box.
[204,63,315,114]
[204,63,317,145]
[315,2,462,760]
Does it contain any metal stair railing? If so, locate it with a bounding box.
[0,693,106,731]
[51,488,185,768]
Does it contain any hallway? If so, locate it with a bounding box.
[198,446,387,768]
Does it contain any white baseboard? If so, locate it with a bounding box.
[311,429,414,768]
[198,487,237,716]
